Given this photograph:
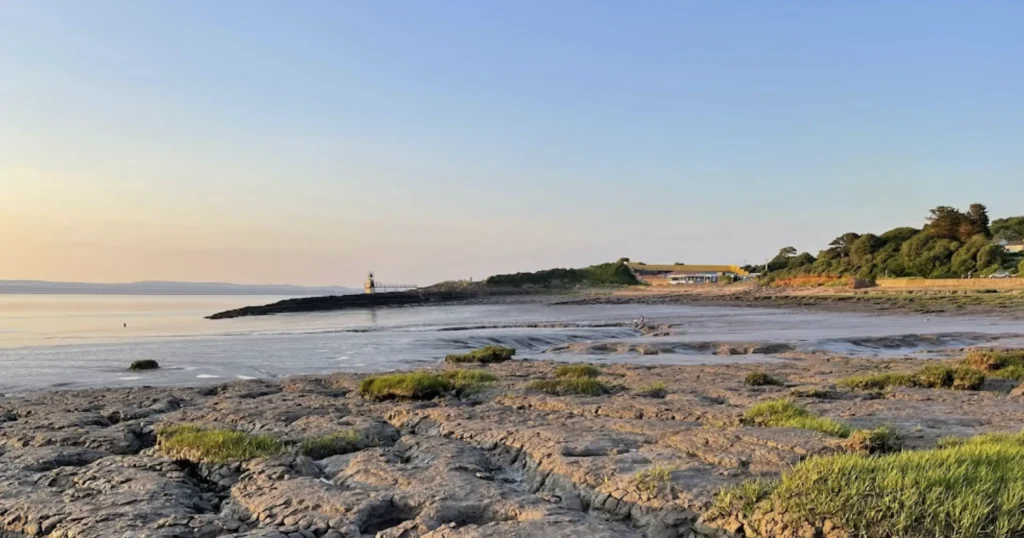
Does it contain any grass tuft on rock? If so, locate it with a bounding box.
[157,424,282,463]
[129,359,160,371]
[744,372,783,387]
[845,425,903,455]
[632,465,676,495]
[963,349,1024,381]
[300,429,363,459]
[358,372,453,401]
[527,377,611,396]
[719,431,1024,538]
[441,369,498,396]
[635,382,667,398]
[555,364,601,379]
[742,399,850,438]
[444,346,516,364]
[709,478,777,519]
[963,348,1024,372]
[840,364,984,391]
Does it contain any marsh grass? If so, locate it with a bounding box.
[840,365,984,391]
[846,425,903,455]
[769,433,1024,538]
[632,465,675,495]
[742,399,850,438]
[444,346,516,364]
[300,429,363,459]
[635,382,667,398]
[527,377,611,396]
[963,349,1024,382]
[358,372,452,401]
[157,424,282,463]
[441,369,498,396]
[744,372,783,387]
[713,431,1024,538]
[709,478,776,519]
[555,364,601,379]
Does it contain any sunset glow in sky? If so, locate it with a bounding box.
[3,2,1023,286]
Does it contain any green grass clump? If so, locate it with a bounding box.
[744,372,783,387]
[527,377,611,396]
[444,346,516,364]
[963,349,1024,372]
[709,478,777,519]
[441,369,498,396]
[632,465,675,495]
[742,399,851,438]
[846,425,903,455]
[839,372,917,390]
[789,387,834,399]
[741,431,1024,538]
[840,365,984,391]
[989,364,1024,381]
[635,382,667,398]
[129,359,160,371]
[358,372,453,401]
[300,429,363,459]
[157,424,282,463]
[555,364,601,379]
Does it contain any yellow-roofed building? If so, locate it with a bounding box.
[625,262,749,285]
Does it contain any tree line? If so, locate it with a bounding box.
[761,203,1024,280]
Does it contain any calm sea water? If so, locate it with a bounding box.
[2,294,1023,394]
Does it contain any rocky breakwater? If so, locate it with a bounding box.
[207,291,477,320]
[3,350,1024,537]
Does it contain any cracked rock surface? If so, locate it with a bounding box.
[2,355,1023,537]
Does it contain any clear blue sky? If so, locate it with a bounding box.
[2,1,1021,286]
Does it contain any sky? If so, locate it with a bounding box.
[2,1,1022,287]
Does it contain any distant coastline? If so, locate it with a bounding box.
[0,280,357,296]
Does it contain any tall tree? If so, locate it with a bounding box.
[828,233,862,256]
[967,203,991,238]
[926,206,965,241]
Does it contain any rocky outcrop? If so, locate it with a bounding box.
[1,356,1023,536]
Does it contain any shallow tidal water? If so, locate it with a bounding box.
[2,294,1024,394]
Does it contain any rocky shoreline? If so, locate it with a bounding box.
[2,352,1024,537]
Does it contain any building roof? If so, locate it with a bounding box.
[626,263,749,276]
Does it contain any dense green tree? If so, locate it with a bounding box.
[976,244,1003,273]
[761,204,1020,280]
[849,234,884,265]
[926,206,965,241]
[788,252,816,269]
[828,233,861,256]
[900,234,959,278]
[950,236,989,276]
[992,217,1024,241]
[967,204,991,238]
[881,227,920,245]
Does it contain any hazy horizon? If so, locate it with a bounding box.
[4,2,1023,286]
